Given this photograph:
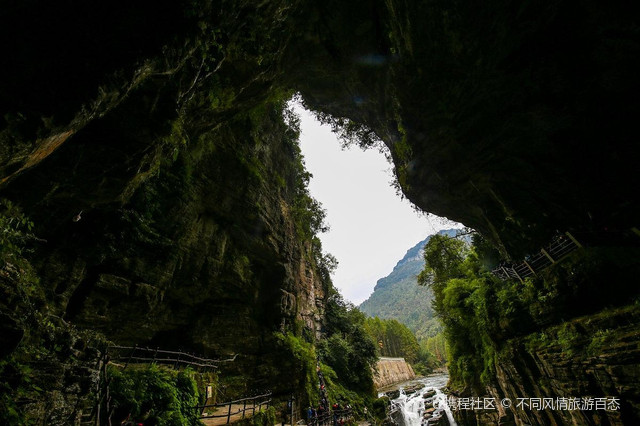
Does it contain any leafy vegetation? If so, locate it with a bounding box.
[109,364,202,425]
[364,318,418,362]
[318,291,378,396]
[0,200,54,425]
[273,290,379,421]
[309,109,383,152]
[420,231,640,392]
[0,199,35,261]
[232,406,277,425]
[274,331,320,408]
[363,316,444,376]
[359,230,459,341]
[286,113,330,241]
[0,200,110,425]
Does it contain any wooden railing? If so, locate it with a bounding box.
[492,232,581,282]
[491,228,640,282]
[81,346,236,425]
[107,345,236,370]
[194,392,272,423]
[307,408,353,426]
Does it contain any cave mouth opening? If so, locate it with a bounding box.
[290,100,461,305]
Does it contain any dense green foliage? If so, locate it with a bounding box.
[422,333,447,366]
[273,331,320,408]
[109,365,202,426]
[421,232,640,392]
[273,291,379,420]
[363,317,445,376]
[359,237,438,340]
[0,200,35,262]
[418,234,470,289]
[0,201,97,426]
[359,230,459,341]
[232,406,277,425]
[364,317,418,363]
[283,104,330,242]
[318,291,378,395]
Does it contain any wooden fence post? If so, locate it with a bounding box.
[174,351,181,369]
[523,260,536,276]
[540,248,555,263]
[511,267,524,283]
[565,232,582,248]
[124,344,137,370]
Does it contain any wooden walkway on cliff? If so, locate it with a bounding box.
[82,345,237,426]
[492,228,640,282]
[107,344,236,370]
[195,392,272,425]
[492,232,582,282]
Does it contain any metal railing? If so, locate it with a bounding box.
[194,392,272,423]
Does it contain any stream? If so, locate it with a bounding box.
[381,373,457,426]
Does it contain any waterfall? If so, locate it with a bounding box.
[389,374,457,426]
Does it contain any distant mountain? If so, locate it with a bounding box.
[359,228,459,340]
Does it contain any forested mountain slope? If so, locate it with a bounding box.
[360,229,458,339]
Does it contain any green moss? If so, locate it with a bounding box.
[555,323,582,357]
[274,332,318,407]
[318,363,368,414]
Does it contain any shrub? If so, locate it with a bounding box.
[108,364,202,426]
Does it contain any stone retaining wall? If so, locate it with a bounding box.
[373,357,415,389]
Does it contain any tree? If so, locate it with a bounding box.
[418,234,469,289]
[319,292,378,394]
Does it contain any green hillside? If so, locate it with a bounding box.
[359,229,459,340]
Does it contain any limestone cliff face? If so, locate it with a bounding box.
[1,0,639,424]
[291,0,640,257]
[0,1,330,409]
[4,1,638,259]
[3,101,328,390]
[453,306,640,425]
[374,357,416,389]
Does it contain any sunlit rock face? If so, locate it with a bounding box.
[373,357,416,389]
[292,0,640,257]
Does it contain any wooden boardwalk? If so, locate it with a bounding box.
[492,228,640,282]
[196,392,272,425]
[492,232,581,281]
[201,403,268,425]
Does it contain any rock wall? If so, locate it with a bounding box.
[292,0,640,257]
[1,0,639,423]
[452,305,640,425]
[0,2,332,419]
[373,357,416,389]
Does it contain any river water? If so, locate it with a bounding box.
[381,373,457,426]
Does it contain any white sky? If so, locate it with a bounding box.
[294,104,461,305]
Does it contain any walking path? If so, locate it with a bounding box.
[201,403,268,425]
